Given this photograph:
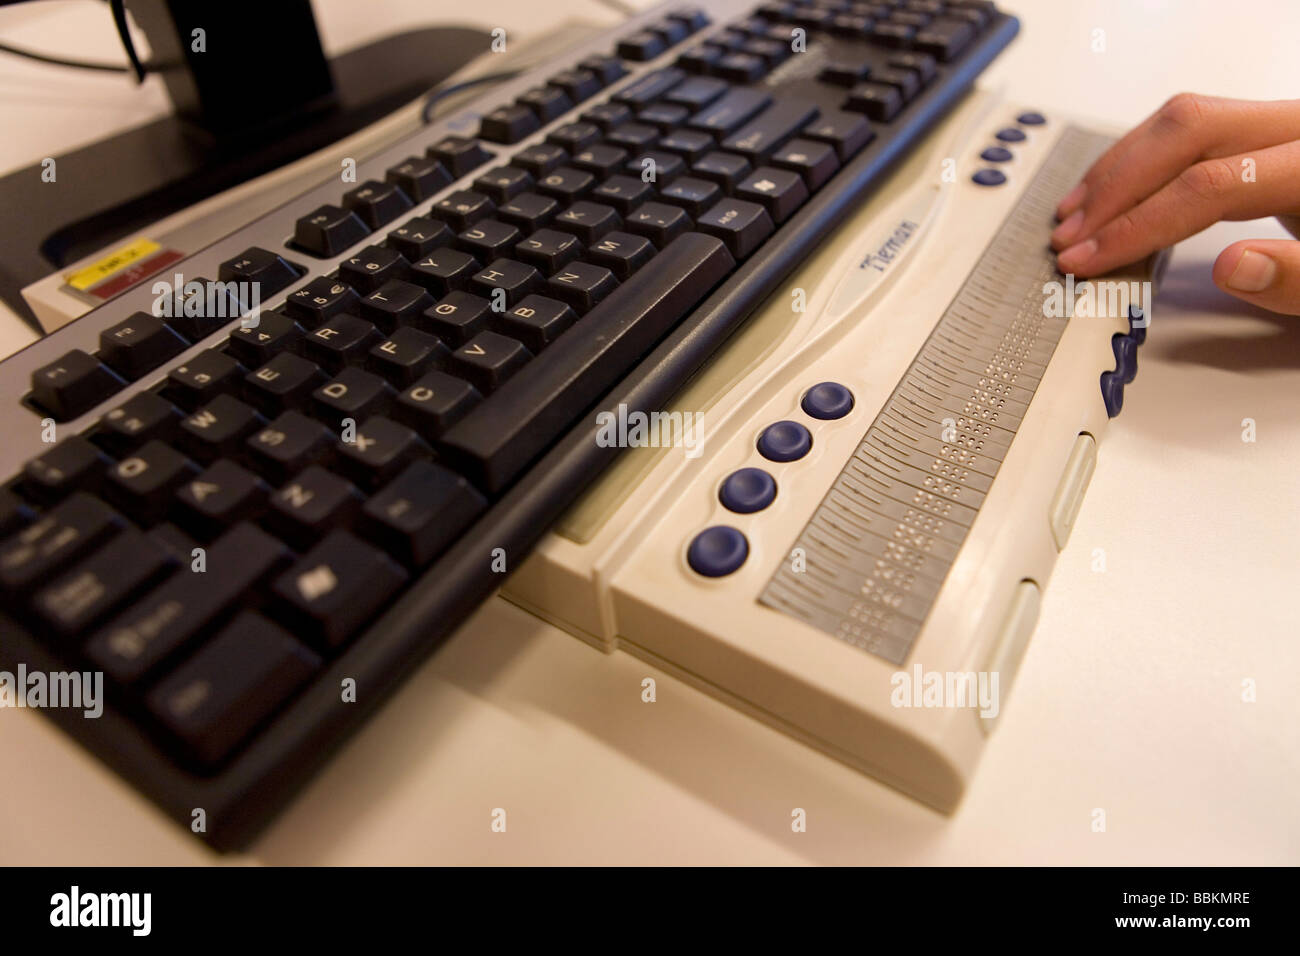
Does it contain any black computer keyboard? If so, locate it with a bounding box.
[0,0,1017,848]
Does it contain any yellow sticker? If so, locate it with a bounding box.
[65,239,162,291]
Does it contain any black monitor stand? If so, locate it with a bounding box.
[0,0,491,330]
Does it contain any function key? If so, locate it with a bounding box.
[517,86,573,123]
[217,247,304,297]
[293,204,370,258]
[30,349,126,420]
[479,103,542,144]
[548,69,602,103]
[386,216,453,261]
[427,136,493,177]
[343,179,414,229]
[578,55,628,85]
[618,31,667,61]
[384,155,452,202]
[512,143,568,177]
[99,312,187,379]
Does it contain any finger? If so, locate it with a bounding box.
[1053,94,1300,234]
[1213,239,1300,316]
[1056,140,1300,277]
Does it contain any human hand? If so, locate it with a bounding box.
[1050,93,1300,315]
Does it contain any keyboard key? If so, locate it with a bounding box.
[553,201,622,244]
[496,191,561,231]
[162,349,244,410]
[165,276,244,341]
[668,7,710,31]
[338,244,410,294]
[650,18,690,46]
[272,529,407,647]
[494,294,578,351]
[697,198,775,258]
[677,44,723,73]
[591,175,654,214]
[721,98,820,161]
[639,102,691,131]
[146,611,320,769]
[658,175,723,216]
[688,87,772,135]
[772,137,841,189]
[515,229,584,273]
[22,435,109,503]
[714,52,765,83]
[583,230,656,279]
[244,352,326,413]
[535,166,597,201]
[517,85,573,122]
[451,331,533,392]
[570,144,629,176]
[692,151,753,192]
[914,17,976,60]
[623,149,685,182]
[511,143,568,176]
[618,31,667,61]
[99,312,187,379]
[173,458,269,540]
[470,257,542,306]
[246,411,334,483]
[479,103,541,144]
[472,166,535,203]
[430,190,495,232]
[384,155,452,202]
[98,392,181,453]
[179,394,264,463]
[624,201,692,246]
[218,247,303,298]
[293,204,370,257]
[440,233,734,491]
[581,102,633,132]
[872,65,921,100]
[391,370,481,438]
[300,314,381,373]
[658,128,715,161]
[386,217,453,262]
[0,492,124,592]
[456,219,522,260]
[577,55,628,84]
[421,291,492,344]
[613,68,685,106]
[546,121,602,151]
[343,180,414,229]
[86,522,291,684]
[226,310,304,366]
[427,135,492,176]
[33,528,174,636]
[103,441,198,524]
[871,21,916,47]
[888,51,937,84]
[847,81,904,121]
[737,166,810,223]
[335,416,429,489]
[821,60,872,86]
[665,75,728,109]
[408,247,480,297]
[546,261,620,312]
[30,350,125,420]
[804,109,876,159]
[284,276,361,327]
[267,465,362,547]
[312,367,394,428]
[358,279,435,332]
[548,69,602,103]
[360,460,487,566]
[367,326,448,387]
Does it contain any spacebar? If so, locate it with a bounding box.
[440,232,736,493]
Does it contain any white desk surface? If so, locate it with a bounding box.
[1,0,1297,865]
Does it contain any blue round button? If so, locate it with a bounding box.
[971,168,1006,186]
[719,467,777,513]
[995,127,1027,142]
[757,420,812,462]
[1017,111,1046,125]
[980,145,1013,163]
[687,526,749,577]
[801,381,855,420]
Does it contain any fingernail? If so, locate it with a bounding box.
[1057,238,1098,273]
[1225,250,1276,292]
[1056,182,1086,219]
[1051,209,1085,247]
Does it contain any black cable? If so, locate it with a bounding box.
[0,39,134,73]
[420,70,523,124]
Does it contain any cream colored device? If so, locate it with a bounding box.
[504,89,1164,813]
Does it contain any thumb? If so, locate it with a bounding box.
[1212,239,1300,316]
